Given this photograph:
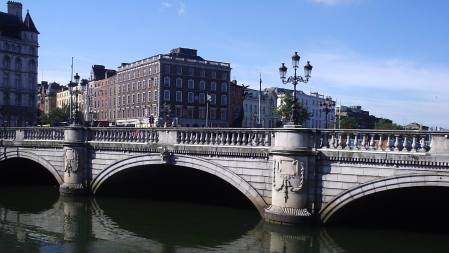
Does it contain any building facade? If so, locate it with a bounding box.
[0,1,38,126]
[242,88,276,128]
[110,48,231,127]
[264,87,336,128]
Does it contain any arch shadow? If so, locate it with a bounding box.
[320,173,449,223]
[0,150,63,185]
[91,154,268,215]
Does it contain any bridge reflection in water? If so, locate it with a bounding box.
[2,187,449,253]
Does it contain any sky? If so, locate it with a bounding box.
[13,0,449,128]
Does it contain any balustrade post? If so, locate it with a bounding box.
[60,126,88,195]
[394,135,400,151]
[265,127,316,225]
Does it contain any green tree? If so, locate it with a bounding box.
[274,92,310,125]
[48,105,70,125]
[37,110,49,126]
[339,116,359,129]
[374,119,403,130]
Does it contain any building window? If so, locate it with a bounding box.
[176,78,182,88]
[188,79,194,89]
[211,82,216,91]
[221,82,228,92]
[176,91,182,102]
[164,90,170,101]
[188,67,194,76]
[143,80,147,89]
[176,66,182,75]
[154,90,158,101]
[137,81,141,90]
[188,92,194,104]
[143,92,146,102]
[210,108,216,120]
[200,69,206,78]
[176,106,182,117]
[199,80,206,90]
[164,64,170,74]
[198,107,205,119]
[148,91,151,102]
[221,72,228,80]
[211,71,216,79]
[132,94,135,104]
[221,95,227,106]
[211,94,216,105]
[199,93,205,104]
[164,76,170,87]
[221,110,227,121]
[137,93,141,103]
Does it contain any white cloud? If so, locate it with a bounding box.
[161,1,186,16]
[178,2,186,16]
[161,1,173,8]
[310,0,356,6]
[232,48,449,128]
[309,50,449,127]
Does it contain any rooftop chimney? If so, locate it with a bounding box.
[7,1,22,21]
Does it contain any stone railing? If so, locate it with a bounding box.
[23,127,65,141]
[317,129,449,153]
[88,128,160,144]
[175,128,275,147]
[0,128,16,140]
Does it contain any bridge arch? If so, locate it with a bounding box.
[91,154,268,214]
[0,150,63,184]
[320,174,449,223]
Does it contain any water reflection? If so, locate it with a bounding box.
[2,187,449,253]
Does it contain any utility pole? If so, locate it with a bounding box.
[69,57,74,123]
[206,93,211,127]
[258,73,262,127]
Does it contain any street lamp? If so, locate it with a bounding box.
[279,52,313,125]
[68,73,88,125]
[320,97,336,128]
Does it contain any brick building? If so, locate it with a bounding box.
[111,48,231,127]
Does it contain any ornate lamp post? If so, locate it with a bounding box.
[279,52,313,126]
[68,73,88,125]
[320,97,336,128]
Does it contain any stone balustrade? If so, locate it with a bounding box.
[88,128,160,144]
[175,128,274,147]
[317,130,449,153]
[0,128,16,140]
[23,127,65,141]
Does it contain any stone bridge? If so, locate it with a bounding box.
[0,126,448,225]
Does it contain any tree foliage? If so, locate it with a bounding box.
[338,116,359,129]
[274,92,310,125]
[374,119,403,130]
[38,105,70,126]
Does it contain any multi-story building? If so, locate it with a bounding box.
[228,80,245,127]
[36,81,63,114]
[0,1,39,126]
[113,48,231,127]
[242,88,276,128]
[87,65,116,124]
[336,105,375,129]
[56,89,70,109]
[264,87,336,128]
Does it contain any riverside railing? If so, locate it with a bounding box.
[88,128,160,144]
[317,129,449,153]
[175,128,274,147]
[23,127,65,141]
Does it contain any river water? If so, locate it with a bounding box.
[1,186,449,253]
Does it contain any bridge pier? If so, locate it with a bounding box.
[265,127,317,225]
[59,126,89,195]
